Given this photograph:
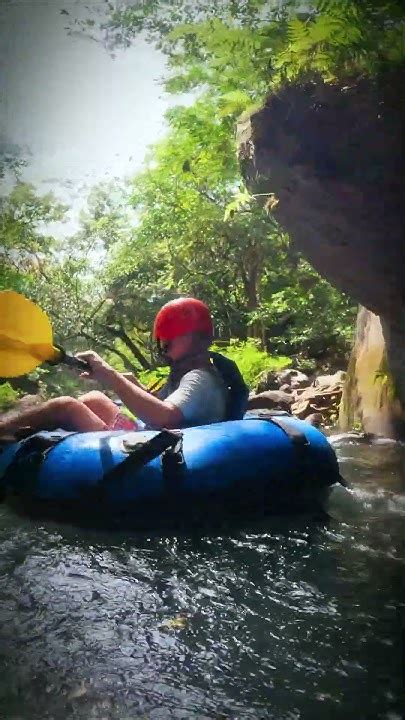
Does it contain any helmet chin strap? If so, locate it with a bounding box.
[155,339,171,366]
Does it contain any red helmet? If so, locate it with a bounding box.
[153,297,213,342]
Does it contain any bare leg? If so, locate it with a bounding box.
[78,390,120,426]
[0,396,108,436]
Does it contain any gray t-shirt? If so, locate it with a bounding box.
[158,368,227,427]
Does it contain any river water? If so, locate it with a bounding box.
[0,437,404,720]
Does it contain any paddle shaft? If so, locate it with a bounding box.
[60,354,90,371]
[49,347,90,372]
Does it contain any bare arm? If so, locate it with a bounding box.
[121,372,147,390]
[76,352,183,428]
[102,367,183,427]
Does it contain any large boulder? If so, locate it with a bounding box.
[237,70,405,437]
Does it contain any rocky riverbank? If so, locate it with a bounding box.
[248,368,346,429]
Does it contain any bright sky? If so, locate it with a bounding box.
[0,0,173,234]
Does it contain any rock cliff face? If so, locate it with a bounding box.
[237,71,405,437]
[339,307,399,437]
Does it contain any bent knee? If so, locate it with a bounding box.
[77,390,118,425]
[50,396,81,414]
[78,390,106,404]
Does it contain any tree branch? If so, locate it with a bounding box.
[105,325,152,370]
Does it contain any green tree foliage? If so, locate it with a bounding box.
[0,179,152,397]
[149,0,405,114]
[55,0,362,374]
[70,1,291,58]
[105,96,355,356]
[88,0,400,364]
[274,1,405,82]
[35,184,153,374]
[106,99,288,338]
[0,182,66,294]
[7,0,391,403]
[83,1,404,91]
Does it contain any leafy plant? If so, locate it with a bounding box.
[211,339,291,388]
[89,1,405,100]
[274,1,405,84]
[374,354,395,401]
[0,383,20,411]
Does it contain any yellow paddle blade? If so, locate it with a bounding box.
[0,291,60,377]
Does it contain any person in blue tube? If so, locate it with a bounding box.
[0,298,248,437]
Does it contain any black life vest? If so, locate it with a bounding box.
[209,352,249,421]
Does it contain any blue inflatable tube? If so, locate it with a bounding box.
[0,414,340,528]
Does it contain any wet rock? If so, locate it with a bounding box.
[291,380,343,422]
[314,370,346,388]
[255,368,310,393]
[255,370,280,393]
[251,366,346,426]
[247,390,293,412]
[276,369,310,389]
[328,431,379,446]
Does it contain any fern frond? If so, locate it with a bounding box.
[219,90,252,110]
[309,16,346,44]
[287,18,309,44]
